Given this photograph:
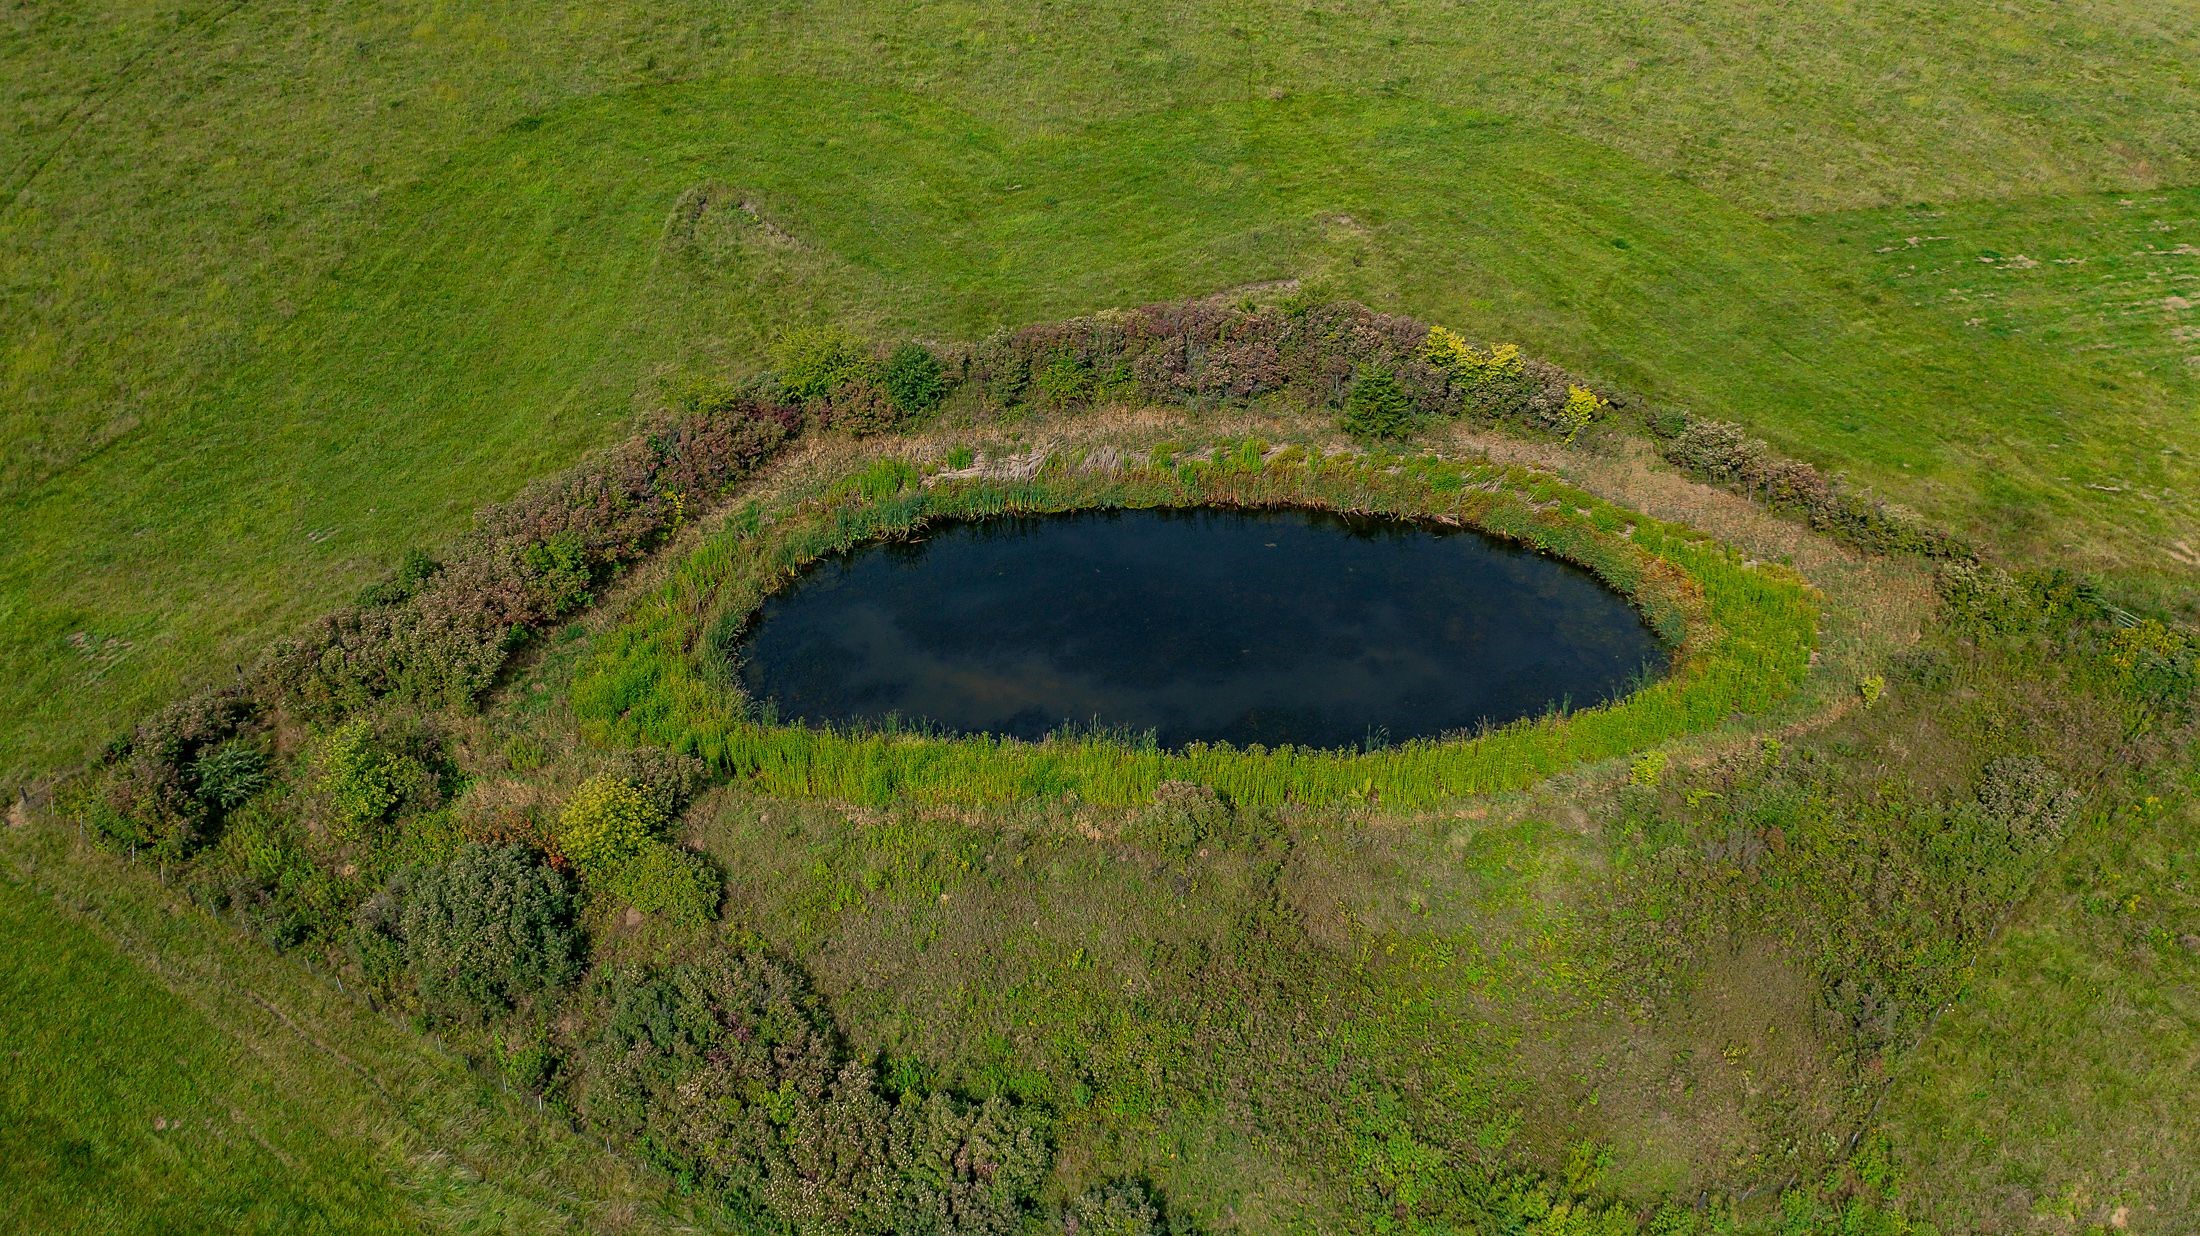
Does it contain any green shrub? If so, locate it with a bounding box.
[1058,1180,1184,1235]
[827,378,904,436]
[522,530,595,617]
[190,738,270,811]
[188,804,354,951]
[556,775,668,879]
[356,547,441,607]
[1126,781,1230,858]
[883,342,947,418]
[608,841,720,925]
[774,325,873,404]
[605,746,707,821]
[314,720,436,843]
[1973,755,2080,848]
[398,843,583,1022]
[1339,366,1416,441]
[577,950,1054,1233]
[1035,352,1095,409]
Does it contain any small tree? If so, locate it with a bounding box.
[882,342,947,418]
[1340,366,1416,441]
[399,843,583,1021]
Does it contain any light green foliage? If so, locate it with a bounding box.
[606,841,720,925]
[314,722,431,842]
[1558,384,1604,442]
[555,775,668,878]
[1339,367,1417,441]
[1627,750,1668,788]
[773,325,873,404]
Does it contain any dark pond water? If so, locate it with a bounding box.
[737,508,1668,750]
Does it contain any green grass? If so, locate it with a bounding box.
[0,884,409,1233]
[1872,759,2200,1231]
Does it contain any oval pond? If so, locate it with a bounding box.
[737,508,1669,750]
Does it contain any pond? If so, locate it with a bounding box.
[736,508,1669,751]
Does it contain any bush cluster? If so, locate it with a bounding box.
[955,299,1578,439]
[1650,414,1964,558]
[365,843,584,1022]
[265,398,793,716]
[577,949,1053,1234]
[80,687,263,859]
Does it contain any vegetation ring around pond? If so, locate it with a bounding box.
[573,437,1824,808]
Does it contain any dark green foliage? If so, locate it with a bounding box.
[190,738,270,811]
[1057,1180,1190,1235]
[985,350,1031,407]
[1339,366,1416,441]
[884,343,948,418]
[80,688,261,859]
[577,949,1052,1233]
[355,548,442,608]
[348,877,411,995]
[398,844,583,1022]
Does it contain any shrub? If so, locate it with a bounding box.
[356,548,441,607]
[1973,755,2080,848]
[607,841,720,925]
[827,377,904,437]
[1557,385,1605,442]
[883,342,947,418]
[190,738,271,811]
[1340,366,1416,441]
[1126,781,1230,857]
[348,876,411,995]
[314,720,436,843]
[521,530,595,617]
[1059,1180,1183,1235]
[556,775,668,879]
[774,325,874,404]
[397,843,583,1022]
[187,804,354,951]
[1035,352,1095,409]
[577,950,1054,1233]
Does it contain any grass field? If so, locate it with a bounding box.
[4,0,2197,1229]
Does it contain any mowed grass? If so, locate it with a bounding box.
[5,77,2196,787]
[0,883,408,1233]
